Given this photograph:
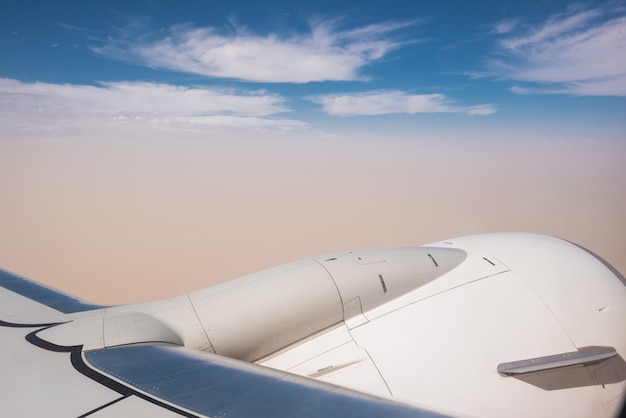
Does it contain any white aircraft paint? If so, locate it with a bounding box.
[0,233,624,417]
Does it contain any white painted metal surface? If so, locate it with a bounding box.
[257,234,626,418]
[1,233,624,417]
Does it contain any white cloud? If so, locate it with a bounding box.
[465,104,498,116]
[491,6,626,96]
[0,78,304,132]
[92,19,417,83]
[491,18,519,35]
[308,90,496,116]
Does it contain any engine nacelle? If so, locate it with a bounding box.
[188,246,466,361]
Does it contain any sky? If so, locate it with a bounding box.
[1,0,625,304]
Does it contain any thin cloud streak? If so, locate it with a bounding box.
[309,90,496,116]
[92,19,418,83]
[490,6,626,96]
[0,78,303,131]
[172,115,306,130]
[491,18,519,35]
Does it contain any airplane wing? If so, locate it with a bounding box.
[2,233,625,417]
[0,268,444,417]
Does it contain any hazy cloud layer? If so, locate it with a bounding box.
[172,115,306,129]
[1,135,624,303]
[93,19,416,83]
[309,90,496,116]
[0,78,303,130]
[491,6,626,96]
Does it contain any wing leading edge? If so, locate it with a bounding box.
[0,269,106,313]
[0,268,106,326]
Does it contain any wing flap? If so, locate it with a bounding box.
[85,344,447,417]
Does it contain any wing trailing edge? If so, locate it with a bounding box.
[84,344,448,417]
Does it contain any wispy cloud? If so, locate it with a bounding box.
[308,90,496,116]
[92,19,418,83]
[490,18,520,35]
[0,78,304,131]
[172,115,306,129]
[490,5,626,96]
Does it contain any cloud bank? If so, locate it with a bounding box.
[309,90,496,116]
[0,78,304,131]
[491,6,626,96]
[92,19,417,83]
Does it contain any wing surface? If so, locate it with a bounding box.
[84,344,444,417]
[0,268,106,313]
[0,270,446,417]
[0,268,106,324]
[0,320,444,417]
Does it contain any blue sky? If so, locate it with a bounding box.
[1,1,626,302]
[2,0,625,138]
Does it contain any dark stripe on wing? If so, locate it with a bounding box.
[0,269,107,313]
